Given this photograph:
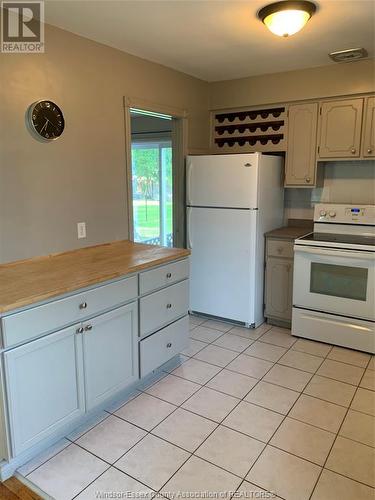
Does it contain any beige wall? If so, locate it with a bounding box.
[210,59,375,110]
[0,24,209,263]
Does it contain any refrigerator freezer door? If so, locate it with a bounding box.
[187,207,257,324]
[187,154,259,208]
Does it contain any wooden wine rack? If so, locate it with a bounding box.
[212,106,287,153]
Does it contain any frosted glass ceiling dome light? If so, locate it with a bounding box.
[258,1,316,37]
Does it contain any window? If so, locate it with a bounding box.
[131,140,173,247]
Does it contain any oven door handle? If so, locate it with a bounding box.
[294,245,375,261]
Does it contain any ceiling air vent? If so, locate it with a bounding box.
[329,48,368,62]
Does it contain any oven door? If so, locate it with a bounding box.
[293,245,375,321]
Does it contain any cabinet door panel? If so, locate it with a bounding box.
[83,303,138,411]
[265,258,293,321]
[285,103,318,186]
[362,96,375,158]
[319,99,363,158]
[4,326,85,456]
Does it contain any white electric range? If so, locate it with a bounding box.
[292,203,375,354]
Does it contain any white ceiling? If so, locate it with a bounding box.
[45,0,375,82]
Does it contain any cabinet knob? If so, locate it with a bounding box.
[166,303,172,309]
[166,272,172,279]
[351,148,356,154]
[166,342,172,348]
[368,148,373,154]
[79,302,87,310]
[305,177,311,183]
[76,327,84,334]
[84,324,93,332]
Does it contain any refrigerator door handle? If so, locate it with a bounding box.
[186,161,192,206]
[187,207,193,249]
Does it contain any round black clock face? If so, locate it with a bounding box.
[28,100,65,141]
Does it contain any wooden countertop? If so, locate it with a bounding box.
[0,240,190,314]
[265,225,313,240]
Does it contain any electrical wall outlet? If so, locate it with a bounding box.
[77,222,86,239]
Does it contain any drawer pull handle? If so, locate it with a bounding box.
[166,303,172,309]
[84,324,93,332]
[79,302,88,310]
[76,327,84,334]
[166,342,172,348]
[166,272,172,279]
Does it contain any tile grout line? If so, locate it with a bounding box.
[185,328,375,493]
[237,327,338,497]
[85,321,372,498]
[132,321,279,496]
[21,318,374,499]
[307,354,374,499]
[173,323,299,498]
[22,323,316,496]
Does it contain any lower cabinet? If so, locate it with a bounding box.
[4,302,139,456]
[264,236,294,326]
[265,257,293,322]
[82,302,138,410]
[4,326,85,457]
[0,259,189,467]
[140,315,189,377]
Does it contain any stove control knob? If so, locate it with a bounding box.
[320,210,327,217]
[329,211,336,218]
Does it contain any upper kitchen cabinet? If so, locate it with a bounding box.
[285,102,318,187]
[318,98,363,158]
[362,96,375,158]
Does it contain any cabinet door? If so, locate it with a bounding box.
[362,96,375,158]
[285,103,318,186]
[265,258,293,321]
[83,302,138,411]
[318,98,363,158]
[4,326,85,457]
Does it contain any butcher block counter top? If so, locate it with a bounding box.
[0,240,190,314]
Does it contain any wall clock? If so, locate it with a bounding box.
[27,100,65,141]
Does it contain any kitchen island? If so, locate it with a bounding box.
[0,240,190,479]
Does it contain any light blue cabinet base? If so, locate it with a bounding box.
[0,258,190,482]
[0,355,182,481]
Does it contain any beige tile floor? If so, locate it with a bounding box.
[18,316,375,500]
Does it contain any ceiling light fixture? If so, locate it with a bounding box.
[258,1,316,37]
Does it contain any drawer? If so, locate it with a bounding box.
[139,259,189,295]
[140,280,189,337]
[2,276,137,348]
[140,316,189,377]
[267,239,294,259]
[81,276,138,319]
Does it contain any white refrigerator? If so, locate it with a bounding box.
[187,153,284,327]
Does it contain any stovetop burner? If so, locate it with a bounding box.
[299,232,375,247]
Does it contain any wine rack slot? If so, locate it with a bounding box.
[212,106,287,152]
